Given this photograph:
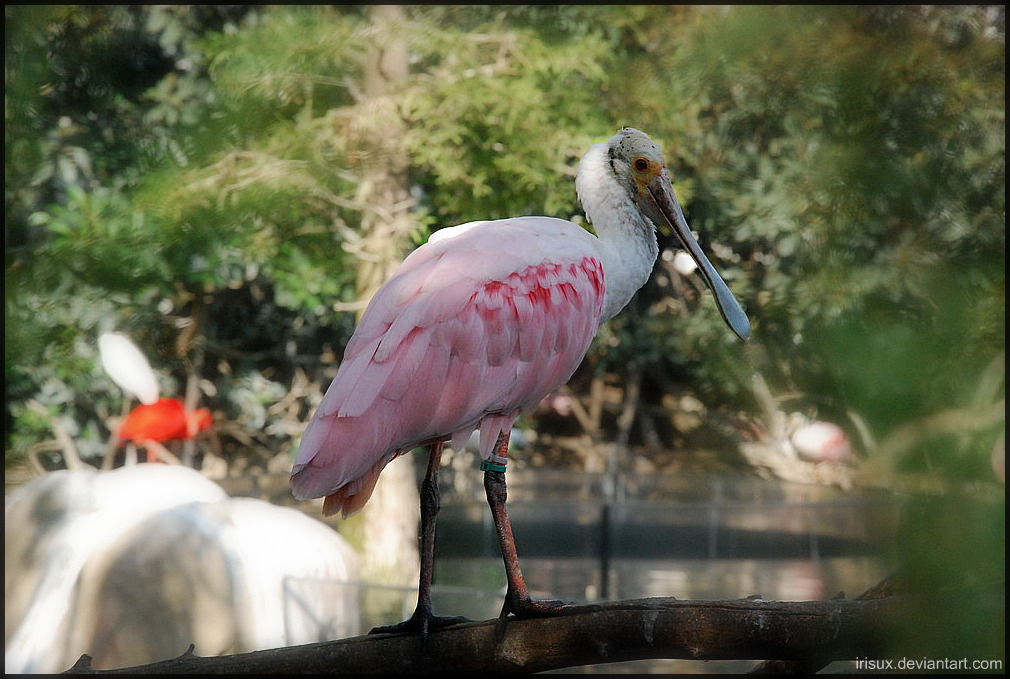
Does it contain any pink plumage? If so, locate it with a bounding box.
[289,129,750,633]
[290,217,606,516]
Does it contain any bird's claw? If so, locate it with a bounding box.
[493,594,570,641]
[503,596,569,619]
[369,612,471,637]
[492,594,573,642]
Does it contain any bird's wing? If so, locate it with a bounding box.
[291,217,605,506]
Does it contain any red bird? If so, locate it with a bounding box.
[118,397,212,462]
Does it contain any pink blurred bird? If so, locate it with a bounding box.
[290,128,751,636]
[790,420,853,463]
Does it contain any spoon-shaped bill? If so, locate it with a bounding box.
[641,172,751,341]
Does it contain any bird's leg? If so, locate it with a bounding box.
[370,441,470,637]
[483,431,568,628]
[145,440,182,465]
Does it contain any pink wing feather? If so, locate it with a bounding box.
[290,217,606,516]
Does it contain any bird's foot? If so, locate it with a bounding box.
[369,609,471,637]
[493,592,570,641]
[502,595,569,620]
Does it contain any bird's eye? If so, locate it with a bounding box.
[634,158,650,172]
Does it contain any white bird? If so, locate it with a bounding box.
[98,332,160,405]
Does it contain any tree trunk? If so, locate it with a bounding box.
[352,4,421,619]
[354,4,414,304]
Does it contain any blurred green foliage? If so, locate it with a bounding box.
[6,4,1004,473]
[5,3,1004,662]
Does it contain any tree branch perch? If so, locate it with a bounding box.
[63,591,949,674]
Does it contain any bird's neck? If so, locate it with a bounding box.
[576,144,660,323]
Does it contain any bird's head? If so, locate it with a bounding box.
[608,128,752,341]
[605,127,669,201]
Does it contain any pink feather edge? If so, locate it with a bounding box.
[291,217,606,518]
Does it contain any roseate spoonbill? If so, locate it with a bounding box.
[118,397,212,462]
[290,128,751,635]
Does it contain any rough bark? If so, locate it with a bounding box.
[64,582,1003,675]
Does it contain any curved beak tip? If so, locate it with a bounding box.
[734,316,753,342]
[718,292,752,342]
[641,172,752,343]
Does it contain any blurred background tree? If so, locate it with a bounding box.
[5,3,1004,658]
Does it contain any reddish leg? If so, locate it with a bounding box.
[483,432,567,626]
[370,441,469,637]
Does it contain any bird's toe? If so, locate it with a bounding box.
[369,612,471,637]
